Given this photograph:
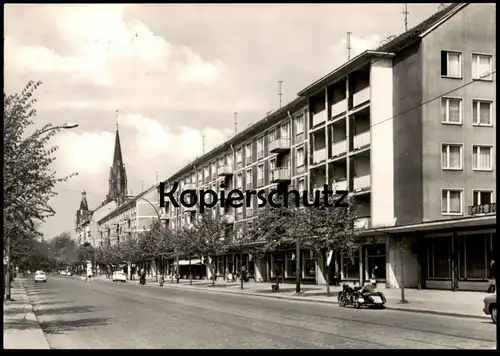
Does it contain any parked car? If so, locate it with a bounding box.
[483,293,497,324]
[59,270,67,276]
[112,271,127,283]
[34,271,47,283]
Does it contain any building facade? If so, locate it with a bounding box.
[160,3,495,290]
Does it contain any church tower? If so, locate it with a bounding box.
[107,111,128,205]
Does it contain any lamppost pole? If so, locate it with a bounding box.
[5,122,78,301]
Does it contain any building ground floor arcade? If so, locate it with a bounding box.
[123,215,495,292]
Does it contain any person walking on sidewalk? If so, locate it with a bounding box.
[85,266,93,282]
[488,258,496,293]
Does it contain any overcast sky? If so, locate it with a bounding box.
[4,3,443,239]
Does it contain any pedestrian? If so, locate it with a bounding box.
[488,258,496,293]
[241,265,247,283]
[85,266,93,282]
[371,265,378,288]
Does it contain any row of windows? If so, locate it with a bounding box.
[441,144,493,171]
[441,189,494,215]
[441,51,494,81]
[183,113,306,186]
[440,98,493,126]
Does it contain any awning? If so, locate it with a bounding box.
[177,259,203,266]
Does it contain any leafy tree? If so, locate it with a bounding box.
[191,211,229,286]
[307,194,362,296]
[177,224,200,285]
[231,223,260,290]
[3,81,77,252]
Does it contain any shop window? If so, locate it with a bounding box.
[226,256,234,274]
[304,250,316,278]
[342,249,360,279]
[459,234,489,280]
[427,237,451,279]
[286,252,297,277]
[217,256,224,276]
[365,243,386,280]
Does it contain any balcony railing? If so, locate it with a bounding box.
[353,174,371,191]
[331,99,347,118]
[468,203,496,216]
[312,147,327,165]
[217,165,234,176]
[332,179,348,192]
[331,140,347,157]
[312,111,326,127]
[353,86,370,108]
[269,138,291,153]
[353,131,371,150]
[271,167,291,182]
[354,217,372,230]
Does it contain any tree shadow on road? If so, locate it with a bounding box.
[34,300,71,307]
[40,317,112,335]
[3,307,28,315]
[35,305,98,317]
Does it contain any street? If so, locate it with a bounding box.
[21,276,496,349]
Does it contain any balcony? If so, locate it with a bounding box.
[332,179,348,192]
[353,174,371,191]
[269,138,291,153]
[468,203,496,216]
[312,111,326,128]
[217,165,233,177]
[331,140,347,157]
[354,217,372,230]
[353,87,370,108]
[271,168,291,183]
[331,99,347,118]
[312,147,327,165]
[183,182,196,190]
[353,131,371,150]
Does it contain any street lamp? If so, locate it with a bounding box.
[4,122,79,301]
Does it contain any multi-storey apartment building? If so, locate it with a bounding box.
[161,3,495,291]
[97,184,166,278]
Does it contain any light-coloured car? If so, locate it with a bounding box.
[112,271,127,283]
[59,270,67,276]
[483,293,496,324]
[34,271,47,283]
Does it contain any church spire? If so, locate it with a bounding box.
[108,110,127,205]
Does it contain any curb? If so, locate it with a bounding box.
[17,279,51,349]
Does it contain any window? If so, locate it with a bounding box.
[472,100,493,126]
[245,143,252,165]
[236,148,242,163]
[427,237,451,279]
[441,144,463,170]
[296,146,305,167]
[281,123,290,139]
[269,129,277,142]
[236,173,242,189]
[472,145,493,171]
[245,169,252,187]
[342,249,360,279]
[441,51,462,78]
[472,54,493,81]
[304,250,316,278]
[440,97,462,124]
[295,114,305,134]
[286,252,296,277]
[218,157,224,168]
[257,164,264,187]
[442,189,463,215]
[459,234,492,280]
[257,136,264,159]
[473,190,493,206]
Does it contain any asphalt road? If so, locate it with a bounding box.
[23,276,496,349]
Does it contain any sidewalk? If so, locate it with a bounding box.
[3,279,50,349]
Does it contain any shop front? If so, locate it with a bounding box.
[214,252,256,281]
[268,250,317,284]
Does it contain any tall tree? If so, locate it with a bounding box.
[177,225,200,285]
[308,194,361,296]
[4,81,77,248]
[192,211,229,286]
[231,223,260,290]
